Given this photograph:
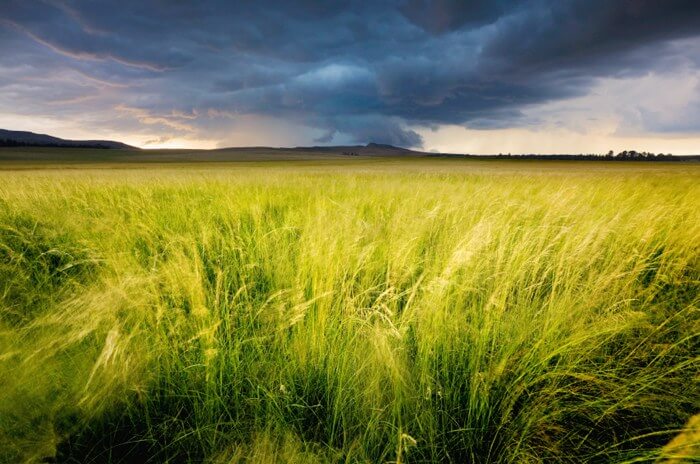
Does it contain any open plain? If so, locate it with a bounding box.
[0,152,698,462]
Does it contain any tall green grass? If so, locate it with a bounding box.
[0,161,698,463]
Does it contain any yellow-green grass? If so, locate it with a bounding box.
[0,159,698,463]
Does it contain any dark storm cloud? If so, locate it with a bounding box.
[401,0,526,33]
[1,0,699,147]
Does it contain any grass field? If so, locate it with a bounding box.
[0,157,698,463]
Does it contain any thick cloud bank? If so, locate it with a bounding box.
[1,0,699,148]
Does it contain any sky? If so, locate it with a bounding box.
[1,0,700,154]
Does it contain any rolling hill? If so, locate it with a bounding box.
[0,129,136,149]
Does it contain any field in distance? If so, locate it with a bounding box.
[2,144,699,168]
[0,143,425,166]
[0,158,698,463]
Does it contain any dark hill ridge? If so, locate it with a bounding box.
[285,142,420,156]
[0,129,136,149]
[1,129,698,162]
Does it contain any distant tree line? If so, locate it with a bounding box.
[427,150,699,161]
[603,150,674,159]
[483,150,694,161]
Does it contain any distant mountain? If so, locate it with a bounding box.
[2,132,698,163]
[284,142,422,156]
[0,129,136,149]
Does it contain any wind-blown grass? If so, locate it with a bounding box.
[0,160,698,463]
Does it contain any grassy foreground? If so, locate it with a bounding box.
[0,160,698,463]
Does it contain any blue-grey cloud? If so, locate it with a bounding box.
[1,0,700,147]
